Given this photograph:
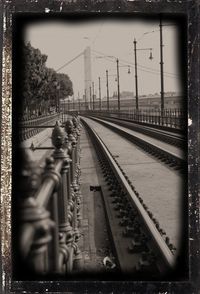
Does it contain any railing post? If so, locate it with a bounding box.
[65,121,74,169]
[64,118,82,271]
[50,191,60,273]
[51,121,75,273]
[18,149,54,275]
[71,117,82,268]
[64,130,74,225]
[42,156,61,273]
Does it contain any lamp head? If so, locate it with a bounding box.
[149,49,153,60]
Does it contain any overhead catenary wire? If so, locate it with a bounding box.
[94,57,179,80]
[92,50,180,79]
[56,51,84,72]
[92,49,180,77]
[137,24,177,42]
[53,47,179,79]
[137,29,160,42]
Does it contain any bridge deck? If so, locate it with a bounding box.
[17,114,186,276]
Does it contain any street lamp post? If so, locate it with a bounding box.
[116,58,120,111]
[96,55,131,112]
[160,17,164,120]
[96,55,121,111]
[106,70,110,111]
[90,86,92,110]
[84,89,87,111]
[92,82,95,111]
[133,38,153,115]
[134,39,139,112]
[98,77,101,111]
[78,92,80,112]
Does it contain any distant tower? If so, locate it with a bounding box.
[84,46,92,108]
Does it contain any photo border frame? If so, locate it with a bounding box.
[0,0,199,292]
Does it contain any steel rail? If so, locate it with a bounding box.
[92,116,185,148]
[87,116,185,169]
[81,118,175,271]
[96,113,184,134]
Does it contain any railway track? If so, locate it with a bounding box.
[92,116,186,149]
[100,114,184,134]
[80,116,185,278]
[86,116,186,172]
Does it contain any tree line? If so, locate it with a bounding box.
[21,42,73,118]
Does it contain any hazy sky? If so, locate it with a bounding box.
[25,19,182,100]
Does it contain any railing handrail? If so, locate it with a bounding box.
[20,112,59,123]
[19,113,61,142]
[17,116,82,276]
[19,113,59,125]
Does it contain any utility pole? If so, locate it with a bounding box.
[84,89,87,111]
[160,16,164,119]
[78,92,80,112]
[98,77,101,111]
[90,86,92,110]
[106,70,110,111]
[134,38,139,112]
[92,81,95,111]
[116,58,120,111]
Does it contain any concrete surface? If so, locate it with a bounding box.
[82,117,185,252]
[79,126,114,272]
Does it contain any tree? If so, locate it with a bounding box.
[56,73,73,98]
[22,43,47,111]
[21,42,73,116]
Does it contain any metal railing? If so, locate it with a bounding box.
[75,109,186,130]
[19,113,60,141]
[17,116,82,275]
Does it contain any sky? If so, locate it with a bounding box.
[25,18,182,100]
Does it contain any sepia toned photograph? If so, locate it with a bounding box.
[12,14,188,281]
[0,1,199,292]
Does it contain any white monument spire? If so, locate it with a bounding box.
[84,46,92,109]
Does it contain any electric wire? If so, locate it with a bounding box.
[92,50,180,79]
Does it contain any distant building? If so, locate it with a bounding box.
[66,91,184,111]
[104,91,184,110]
